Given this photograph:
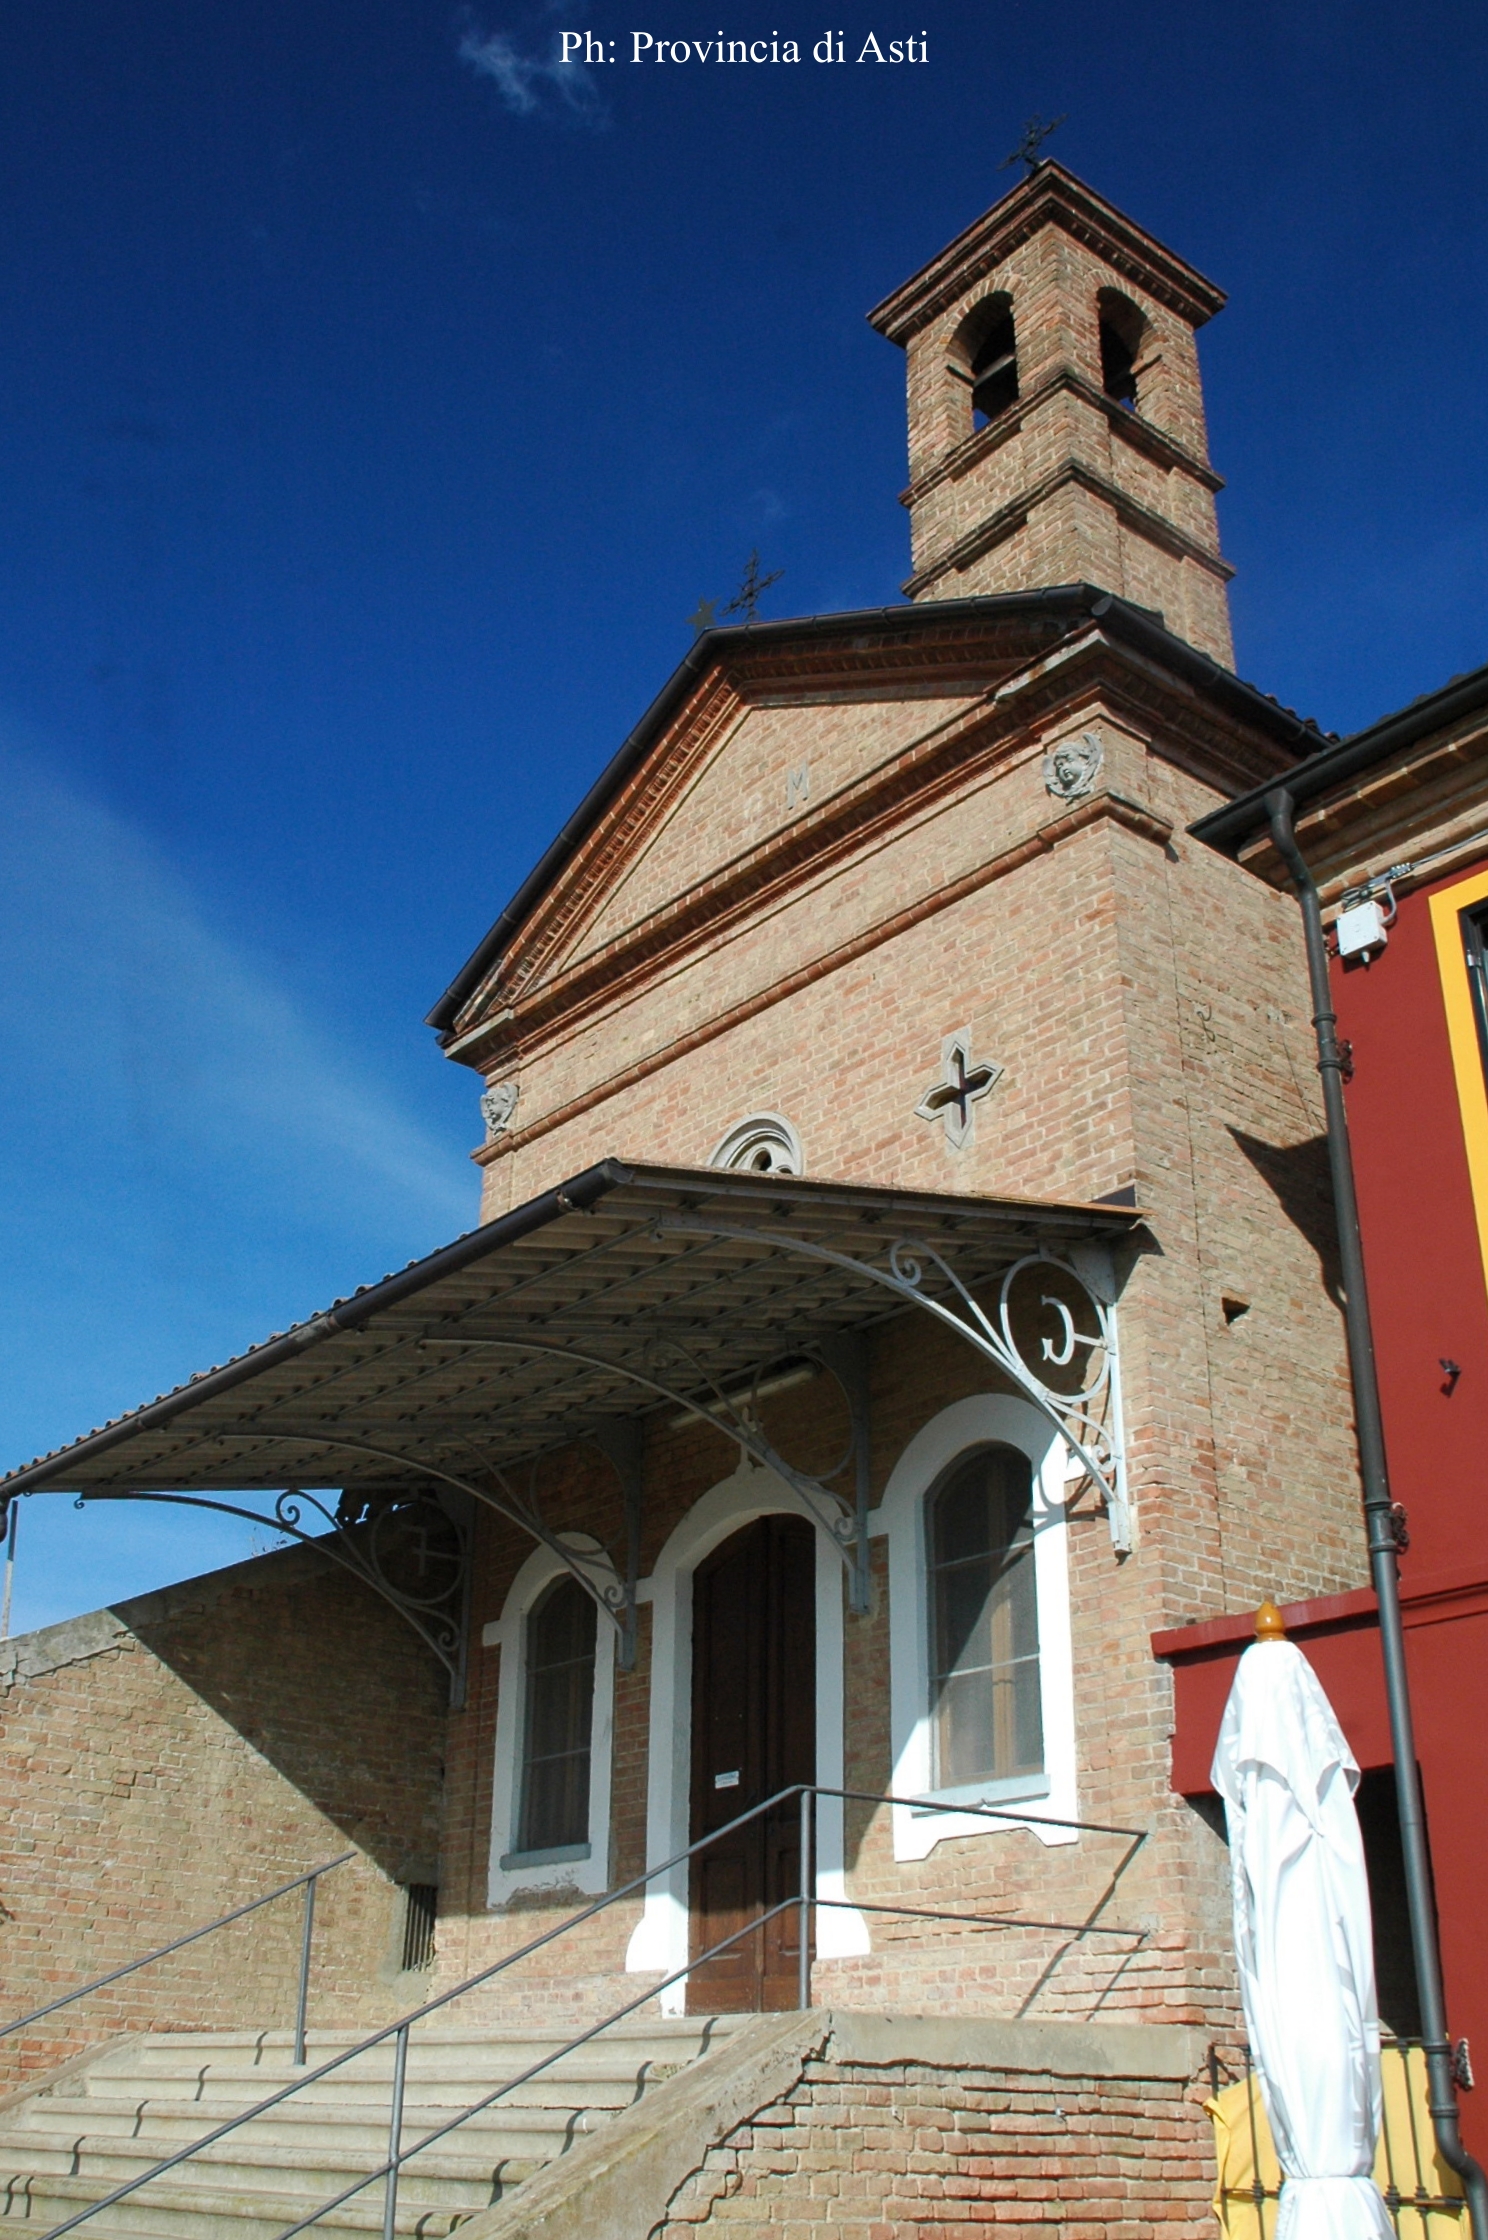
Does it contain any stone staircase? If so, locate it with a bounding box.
[0,2016,747,2239]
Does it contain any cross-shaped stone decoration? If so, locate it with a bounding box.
[914,1029,1004,1151]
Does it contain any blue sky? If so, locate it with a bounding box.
[2,0,1485,1631]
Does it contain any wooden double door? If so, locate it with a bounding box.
[687,1514,816,2012]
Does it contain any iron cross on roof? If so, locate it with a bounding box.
[915,1030,1004,1150]
[1001,113,1066,176]
[688,551,783,634]
[722,549,783,622]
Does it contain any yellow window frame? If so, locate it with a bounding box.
[1428,867,1488,1302]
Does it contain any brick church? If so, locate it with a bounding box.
[0,163,1438,2236]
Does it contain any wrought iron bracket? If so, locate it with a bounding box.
[418,1332,878,1611]
[650,1219,1132,1553]
[587,1419,644,1670]
[199,1430,634,1666]
[812,1331,872,1612]
[71,1487,473,1705]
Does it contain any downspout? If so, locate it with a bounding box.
[1265,785,1488,2240]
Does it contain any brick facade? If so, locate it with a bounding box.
[0,1543,445,2090]
[420,164,1361,2142]
[867,164,1234,665]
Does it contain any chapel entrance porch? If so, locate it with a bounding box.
[0,1160,1140,2063]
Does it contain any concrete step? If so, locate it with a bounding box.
[0,2163,505,2240]
[95,2018,732,2062]
[15,2068,661,2137]
[0,2098,598,2168]
[0,2015,745,2240]
[64,2051,692,2110]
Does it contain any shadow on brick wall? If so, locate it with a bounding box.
[1227,1129,1342,1306]
[119,1542,447,1885]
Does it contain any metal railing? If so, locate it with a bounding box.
[1210,2038,1468,2239]
[3,1853,354,2069]
[35,1786,1145,2240]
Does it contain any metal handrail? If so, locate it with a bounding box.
[3,1853,354,2066]
[36,1785,1145,2240]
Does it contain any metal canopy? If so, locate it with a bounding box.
[2,1162,1140,1503]
[2,1162,1144,1692]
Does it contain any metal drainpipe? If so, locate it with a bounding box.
[1265,786,1488,2240]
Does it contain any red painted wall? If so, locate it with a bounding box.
[1334,871,1488,1578]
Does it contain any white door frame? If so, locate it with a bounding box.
[624,1457,870,2011]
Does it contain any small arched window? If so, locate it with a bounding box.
[516,1576,598,1856]
[709,1112,804,1176]
[927,1445,1042,1787]
[1098,290,1147,412]
[950,295,1019,435]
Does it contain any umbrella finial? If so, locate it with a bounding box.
[1255,1597,1286,1640]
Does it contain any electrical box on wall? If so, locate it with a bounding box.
[1335,898,1390,964]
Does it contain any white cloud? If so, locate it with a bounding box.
[458,17,608,124]
[0,737,471,1235]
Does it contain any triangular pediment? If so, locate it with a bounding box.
[566,689,978,970]
[486,625,1031,1017]
[434,593,1324,1052]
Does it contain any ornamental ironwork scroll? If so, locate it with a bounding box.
[651,1220,1132,1553]
[70,1485,473,1703]
[414,1328,875,1615]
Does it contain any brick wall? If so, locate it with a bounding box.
[653,2027,1213,2235]
[895,220,1233,662]
[0,1541,446,2089]
[428,1319,1246,2044]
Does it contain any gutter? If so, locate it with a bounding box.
[1192,660,1488,860]
[428,586,1324,1037]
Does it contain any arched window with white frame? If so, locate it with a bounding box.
[869,1394,1077,1864]
[926,1443,1043,1793]
[515,1575,597,1857]
[482,1535,617,1905]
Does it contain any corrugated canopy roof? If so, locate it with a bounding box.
[2,1163,1142,1500]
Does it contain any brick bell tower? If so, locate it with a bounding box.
[869,161,1235,666]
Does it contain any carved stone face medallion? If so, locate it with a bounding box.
[1043,730,1104,802]
[480,1080,520,1139]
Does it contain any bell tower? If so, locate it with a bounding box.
[869,162,1235,666]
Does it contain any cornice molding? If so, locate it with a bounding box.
[904,456,1233,600]
[467,668,746,1024]
[901,364,1225,510]
[868,163,1226,345]
[449,620,1083,1043]
[1235,717,1488,901]
[456,682,1015,1067]
[450,630,1299,1075]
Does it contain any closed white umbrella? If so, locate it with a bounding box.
[1211,1605,1393,2240]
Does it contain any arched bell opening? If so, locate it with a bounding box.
[1097,288,1148,412]
[947,293,1019,442]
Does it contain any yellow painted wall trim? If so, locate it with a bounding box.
[1428,867,1488,1302]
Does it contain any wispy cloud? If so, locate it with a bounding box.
[0,741,471,1235]
[0,721,477,1449]
[0,719,485,1629]
[458,14,608,125]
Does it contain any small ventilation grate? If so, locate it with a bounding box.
[401,1884,438,1973]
